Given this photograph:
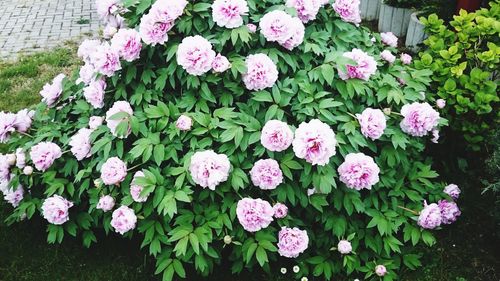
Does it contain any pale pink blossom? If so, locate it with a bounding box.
[177,35,216,76]
[130,171,149,203]
[337,240,352,254]
[77,39,101,63]
[436,99,446,109]
[380,50,396,64]
[30,142,62,171]
[250,159,283,190]
[401,53,412,64]
[438,200,461,224]
[40,74,65,107]
[273,203,288,218]
[281,17,305,50]
[100,157,127,185]
[76,63,97,85]
[375,265,387,277]
[97,195,115,212]
[431,129,440,143]
[89,116,104,130]
[189,150,231,190]
[14,109,35,133]
[277,227,309,258]
[90,43,121,77]
[23,166,33,175]
[111,28,142,62]
[212,0,249,28]
[444,184,460,200]
[95,0,121,21]
[260,120,294,152]
[41,195,73,225]
[380,32,398,47]
[103,15,126,39]
[0,156,9,180]
[292,119,336,166]
[83,78,107,109]
[236,198,274,232]
[105,101,133,138]
[338,153,380,190]
[110,205,137,235]
[139,13,172,46]
[400,102,440,137]
[2,184,24,207]
[357,108,386,140]
[176,115,192,131]
[338,48,377,81]
[333,0,361,25]
[15,148,26,169]
[150,0,188,21]
[242,53,278,91]
[418,201,442,229]
[259,10,295,44]
[0,112,17,143]
[69,128,93,161]
[212,54,231,73]
[247,23,257,33]
[286,0,327,23]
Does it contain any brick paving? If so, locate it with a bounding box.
[0,0,100,60]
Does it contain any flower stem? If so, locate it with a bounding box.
[19,132,33,138]
[397,205,419,215]
[347,112,357,119]
[127,163,143,172]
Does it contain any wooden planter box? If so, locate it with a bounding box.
[378,1,413,37]
[360,0,381,21]
[405,12,428,51]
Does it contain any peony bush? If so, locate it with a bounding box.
[0,0,462,280]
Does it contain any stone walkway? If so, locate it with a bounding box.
[0,0,100,60]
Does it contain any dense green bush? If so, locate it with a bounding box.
[415,1,500,151]
[1,1,458,280]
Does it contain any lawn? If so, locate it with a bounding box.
[0,48,498,281]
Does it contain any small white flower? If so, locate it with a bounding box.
[301,277,308,281]
[293,265,300,273]
[280,267,287,274]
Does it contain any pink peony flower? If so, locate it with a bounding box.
[15,148,26,169]
[97,195,115,212]
[23,166,33,175]
[0,112,17,143]
[96,0,121,21]
[400,102,440,137]
[139,12,173,46]
[110,205,137,235]
[375,265,387,277]
[177,35,216,76]
[333,0,361,25]
[438,200,461,224]
[150,0,188,21]
[176,115,193,131]
[273,203,288,218]
[357,108,386,140]
[103,15,126,39]
[250,159,283,190]
[90,43,121,77]
[380,50,396,64]
[30,142,62,171]
[436,99,446,109]
[292,119,337,166]
[69,128,93,161]
[14,109,34,133]
[111,28,142,62]
[286,0,327,23]
[242,53,278,91]
[401,53,412,64]
[189,150,231,190]
[444,184,460,200]
[338,48,377,81]
[77,39,101,63]
[338,153,380,190]
[130,171,149,203]
[212,0,249,28]
[380,32,398,47]
[2,184,24,207]
[89,116,104,130]
[337,240,352,254]
[0,157,9,181]
[83,78,107,109]
[41,195,73,225]
[236,198,274,232]
[77,63,97,85]
[260,10,294,43]
[247,23,257,33]
[212,54,232,73]
[260,120,294,152]
[281,17,305,50]
[40,74,65,107]
[418,201,442,229]
[105,101,133,138]
[100,157,127,185]
[277,226,309,258]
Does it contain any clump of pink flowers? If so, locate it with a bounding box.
[273,203,288,218]
[90,43,121,77]
[110,205,137,235]
[0,112,17,143]
[1,182,24,207]
[417,202,442,229]
[212,0,249,29]
[242,53,278,91]
[139,0,187,45]
[400,102,440,137]
[286,0,328,23]
[177,35,216,76]
[189,150,231,190]
[41,195,73,225]
[292,119,337,166]
[69,128,93,161]
[260,120,294,152]
[380,32,398,47]
[111,28,142,62]
[30,142,62,171]
[259,10,305,50]
[100,157,127,185]
[250,159,283,190]
[338,48,377,81]
[97,195,115,212]
[236,198,274,232]
[277,226,309,258]
[332,0,361,25]
[83,78,107,109]
[338,153,380,190]
[438,200,461,224]
[357,108,386,140]
[444,184,460,200]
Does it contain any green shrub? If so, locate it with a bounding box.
[415,1,500,151]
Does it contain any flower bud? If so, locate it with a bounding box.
[23,166,33,175]
[383,108,392,115]
[94,179,102,188]
[223,235,232,245]
[7,154,16,166]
